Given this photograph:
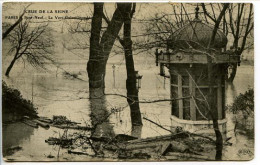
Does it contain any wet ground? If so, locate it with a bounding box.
[2,50,254,161]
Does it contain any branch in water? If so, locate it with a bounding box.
[103,93,191,103]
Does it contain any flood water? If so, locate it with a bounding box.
[2,52,254,161]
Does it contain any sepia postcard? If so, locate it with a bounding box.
[1,1,254,162]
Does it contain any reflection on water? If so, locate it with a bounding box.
[89,95,115,138]
[2,62,254,161]
[131,125,143,139]
[224,64,254,160]
[225,65,253,106]
[3,122,64,161]
[225,83,237,105]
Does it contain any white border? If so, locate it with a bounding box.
[0,0,259,165]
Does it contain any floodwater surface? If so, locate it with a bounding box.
[2,54,254,161]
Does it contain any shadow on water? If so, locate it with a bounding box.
[2,122,34,157]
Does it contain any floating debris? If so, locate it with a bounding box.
[165,152,211,160]
[47,154,55,159]
[34,115,92,130]
[37,117,52,124]
[52,115,72,125]
[33,119,50,129]
[45,137,73,148]
[22,120,38,128]
[68,149,89,155]
[114,134,138,142]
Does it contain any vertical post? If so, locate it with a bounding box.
[189,73,196,121]
[178,74,183,119]
[155,49,159,66]
[32,74,34,104]
[217,74,223,119]
[160,63,165,76]
[170,72,173,115]
[112,64,115,88]
[163,77,166,89]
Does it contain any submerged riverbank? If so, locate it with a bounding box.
[2,81,38,123]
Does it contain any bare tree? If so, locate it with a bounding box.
[5,20,53,76]
[202,3,254,82]
[227,3,253,82]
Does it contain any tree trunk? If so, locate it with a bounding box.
[207,4,229,160]
[123,3,142,126]
[2,12,24,39]
[89,95,115,138]
[87,3,128,98]
[228,4,253,83]
[87,3,104,98]
[99,4,128,90]
[5,57,17,77]
[207,59,223,161]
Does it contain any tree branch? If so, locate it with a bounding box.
[201,3,216,23]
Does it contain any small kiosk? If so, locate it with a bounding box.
[155,8,240,138]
